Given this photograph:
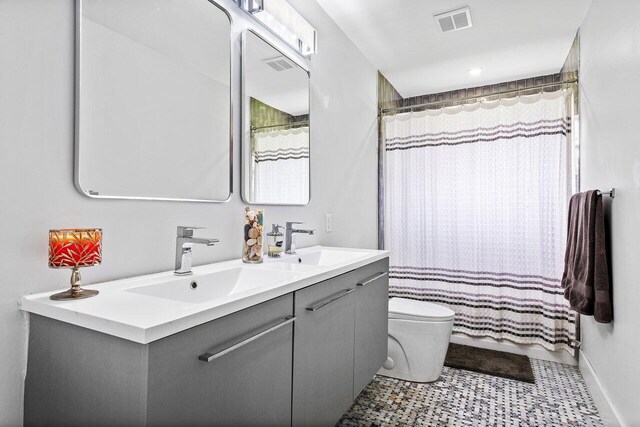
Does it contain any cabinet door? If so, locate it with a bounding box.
[24,315,149,426]
[353,258,389,398]
[146,294,294,426]
[292,276,356,427]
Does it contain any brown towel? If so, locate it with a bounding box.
[561,190,612,323]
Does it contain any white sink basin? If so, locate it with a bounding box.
[278,249,368,267]
[126,267,295,304]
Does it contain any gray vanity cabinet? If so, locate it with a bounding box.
[353,258,389,398]
[145,294,294,426]
[292,257,389,426]
[24,294,294,426]
[24,258,390,427]
[292,274,357,427]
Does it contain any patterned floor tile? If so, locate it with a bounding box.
[338,359,602,427]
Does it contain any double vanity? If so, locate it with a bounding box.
[24,3,382,424]
[21,246,389,426]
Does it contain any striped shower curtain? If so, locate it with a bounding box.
[383,91,576,352]
[250,126,310,204]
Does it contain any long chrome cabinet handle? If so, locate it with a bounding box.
[306,288,355,312]
[357,272,388,287]
[198,316,296,363]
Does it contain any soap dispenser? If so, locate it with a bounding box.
[267,224,284,258]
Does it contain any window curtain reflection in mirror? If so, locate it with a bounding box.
[384,91,576,352]
[251,126,310,203]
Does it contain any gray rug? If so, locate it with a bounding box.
[444,343,535,383]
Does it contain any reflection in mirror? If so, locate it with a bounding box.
[242,31,310,205]
[76,0,232,202]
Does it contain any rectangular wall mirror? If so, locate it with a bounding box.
[241,30,310,206]
[75,0,232,202]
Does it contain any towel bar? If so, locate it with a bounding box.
[598,188,615,198]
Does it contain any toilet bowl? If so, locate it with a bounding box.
[379,297,455,383]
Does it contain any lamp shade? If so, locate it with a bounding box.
[48,228,102,268]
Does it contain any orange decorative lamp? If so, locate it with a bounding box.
[48,228,102,300]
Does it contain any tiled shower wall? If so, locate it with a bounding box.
[251,98,293,127]
[561,31,580,82]
[561,31,580,111]
[391,73,565,111]
[250,98,308,128]
[376,72,401,248]
[377,71,402,111]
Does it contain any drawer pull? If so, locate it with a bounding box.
[198,316,296,363]
[357,272,388,287]
[306,288,354,312]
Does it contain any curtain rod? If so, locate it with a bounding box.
[379,78,578,116]
[251,121,309,132]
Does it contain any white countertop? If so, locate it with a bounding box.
[20,246,389,344]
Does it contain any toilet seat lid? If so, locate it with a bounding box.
[388,298,455,322]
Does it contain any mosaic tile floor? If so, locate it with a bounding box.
[338,359,603,427]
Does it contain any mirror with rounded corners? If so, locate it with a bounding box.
[75,0,232,202]
[241,30,310,206]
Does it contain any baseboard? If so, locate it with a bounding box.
[450,333,578,365]
[579,350,624,427]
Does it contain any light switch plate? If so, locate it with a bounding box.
[325,213,332,233]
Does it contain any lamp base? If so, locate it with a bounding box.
[50,267,99,301]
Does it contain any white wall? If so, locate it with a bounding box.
[0,0,378,424]
[579,1,640,425]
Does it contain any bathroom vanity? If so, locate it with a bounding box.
[21,247,389,426]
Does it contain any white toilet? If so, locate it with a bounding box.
[379,297,455,383]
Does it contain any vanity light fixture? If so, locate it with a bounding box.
[48,228,102,300]
[238,0,317,56]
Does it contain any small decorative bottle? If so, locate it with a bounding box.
[243,207,264,263]
[267,224,284,258]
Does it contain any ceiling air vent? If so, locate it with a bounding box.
[435,7,472,33]
[263,55,295,72]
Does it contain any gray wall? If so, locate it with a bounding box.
[579,0,640,425]
[0,0,378,424]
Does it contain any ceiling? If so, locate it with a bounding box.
[315,0,592,97]
[245,31,309,116]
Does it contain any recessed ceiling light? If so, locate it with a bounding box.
[468,68,482,76]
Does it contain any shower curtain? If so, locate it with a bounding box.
[383,91,576,352]
[251,126,309,203]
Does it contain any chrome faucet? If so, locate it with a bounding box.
[285,222,315,254]
[175,226,219,275]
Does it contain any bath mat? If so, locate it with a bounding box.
[444,343,535,383]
